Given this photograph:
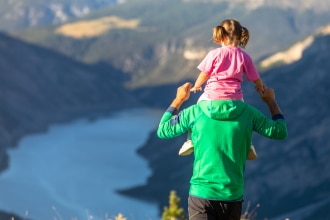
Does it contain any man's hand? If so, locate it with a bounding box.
[259,85,275,104]
[177,82,193,101]
[170,82,193,110]
[258,85,283,116]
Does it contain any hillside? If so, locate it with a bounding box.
[11,0,330,89]
[118,28,330,219]
[0,32,141,174]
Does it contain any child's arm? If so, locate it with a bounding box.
[191,72,210,93]
[254,78,265,95]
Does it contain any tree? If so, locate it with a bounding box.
[162,190,186,220]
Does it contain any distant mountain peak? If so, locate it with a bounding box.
[0,0,118,32]
[260,24,330,69]
[49,3,91,23]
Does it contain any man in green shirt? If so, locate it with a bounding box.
[157,82,288,220]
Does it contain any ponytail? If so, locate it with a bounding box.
[239,26,249,48]
[212,25,226,44]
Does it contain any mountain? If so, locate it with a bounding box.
[11,0,330,89]
[118,27,330,219]
[0,32,141,173]
[1,1,330,219]
[1,0,330,33]
[259,25,330,70]
[0,0,118,32]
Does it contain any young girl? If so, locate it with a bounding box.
[179,19,264,160]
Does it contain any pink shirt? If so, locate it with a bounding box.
[197,46,260,100]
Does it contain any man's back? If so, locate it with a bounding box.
[158,99,287,201]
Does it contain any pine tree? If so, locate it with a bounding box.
[162,190,186,220]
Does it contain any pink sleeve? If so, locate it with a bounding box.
[243,54,260,82]
[197,51,215,75]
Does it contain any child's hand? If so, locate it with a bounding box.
[190,86,202,93]
[255,84,266,96]
[253,78,265,96]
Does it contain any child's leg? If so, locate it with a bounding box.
[178,131,194,156]
[247,144,257,160]
[178,95,206,156]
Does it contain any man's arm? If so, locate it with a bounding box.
[157,82,193,139]
[255,85,288,140]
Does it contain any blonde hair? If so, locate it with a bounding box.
[212,19,249,48]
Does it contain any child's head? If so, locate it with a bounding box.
[212,19,249,48]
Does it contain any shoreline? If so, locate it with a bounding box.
[0,105,160,220]
[0,103,141,171]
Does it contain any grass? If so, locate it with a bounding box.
[240,201,260,220]
[8,192,260,220]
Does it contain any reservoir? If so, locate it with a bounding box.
[0,108,162,220]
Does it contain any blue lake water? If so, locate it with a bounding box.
[0,108,162,220]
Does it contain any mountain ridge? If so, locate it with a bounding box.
[12,1,330,89]
[259,24,330,70]
[1,0,329,33]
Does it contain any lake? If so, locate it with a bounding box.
[0,108,162,220]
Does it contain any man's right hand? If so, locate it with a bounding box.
[170,82,193,111]
[176,82,193,102]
